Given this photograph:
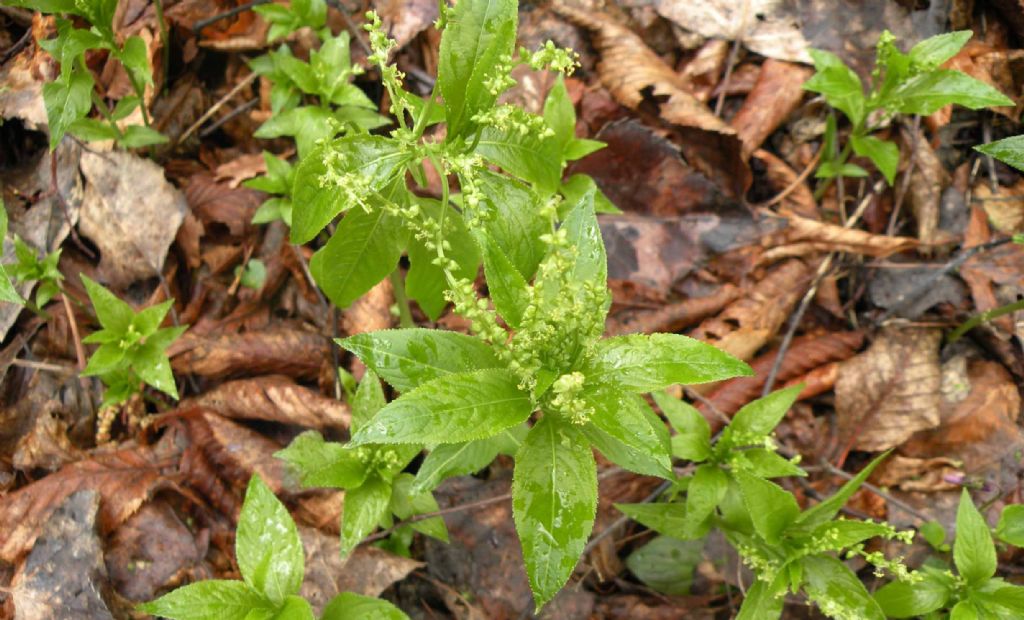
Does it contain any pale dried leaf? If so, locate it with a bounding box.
[731,60,812,158]
[169,327,329,380]
[189,375,350,429]
[972,178,1024,234]
[214,153,268,188]
[902,127,949,247]
[79,150,187,287]
[373,0,438,49]
[834,327,942,452]
[874,455,961,492]
[770,212,917,258]
[342,278,394,336]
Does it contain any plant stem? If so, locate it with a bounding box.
[947,298,1024,344]
[813,136,854,200]
[389,269,415,328]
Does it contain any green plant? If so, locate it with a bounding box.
[275,371,449,558]
[874,490,1024,618]
[14,0,168,149]
[142,474,409,620]
[804,30,1011,193]
[79,275,185,408]
[617,388,906,619]
[5,237,63,310]
[0,201,26,306]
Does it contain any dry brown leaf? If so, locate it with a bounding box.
[184,409,290,495]
[10,491,114,620]
[960,237,1024,340]
[214,153,268,188]
[874,455,961,492]
[679,39,729,102]
[834,327,942,453]
[78,150,187,287]
[373,0,438,49]
[554,4,749,197]
[901,127,950,248]
[342,278,394,336]
[170,327,329,380]
[699,331,864,420]
[972,177,1024,234]
[301,527,421,615]
[752,149,818,219]
[768,212,917,259]
[189,375,350,430]
[691,259,811,363]
[185,173,262,236]
[901,358,1022,477]
[731,60,813,158]
[946,41,1024,121]
[0,435,179,564]
[607,284,740,336]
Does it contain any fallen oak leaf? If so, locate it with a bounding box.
[188,374,351,430]
[730,59,813,158]
[169,327,329,380]
[762,211,918,260]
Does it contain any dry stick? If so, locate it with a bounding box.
[982,115,1000,192]
[713,0,750,117]
[761,179,885,396]
[192,0,271,34]
[12,358,76,374]
[0,28,31,66]
[362,492,512,544]
[326,0,373,56]
[754,147,823,209]
[200,98,259,138]
[179,72,259,144]
[887,115,921,237]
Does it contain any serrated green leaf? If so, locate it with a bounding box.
[118,125,169,148]
[139,580,271,620]
[390,473,448,542]
[438,0,517,138]
[476,121,563,195]
[874,574,952,618]
[586,333,752,392]
[131,300,172,337]
[321,592,409,620]
[339,328,501,394]
[891,70,1014,115]
[615,502,689,540]
[237,475,304,605]
[276,431,368,490]
[255,105,335,157]
[561,190,606,289]
[976,136,1024,173]
[652,391,711,462]
[685,464,728,536]
[340,475,391,558]
[291,135,409,244]
[272,595,315,620]
[726,385,802,442]
[477,170,547,279]
[954,488,997,586]
[350,369,533,445]
[625,535,702,596]
[43,69,94,149]
[513,415,597,610]
[734,472,799,544]
[81,274,134,333]
[802,555,885,620]
[481,233,529,329]
[735,448,806,478]
[351,370,386,433]
[582,385,671,477]
[996,505,1024,547]
[405,199,480,320]
[735,573,786,620]
[909,31,972,68]
[851,134,899,185]
[796,452,889,528]
[130,342,178,398]
[559,174,619,214]
[309,205,407,308]
[413,439,497,493]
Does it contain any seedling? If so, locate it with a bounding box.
[142,474,410,620]
[15,0,168,148]
[80,275,185,408]
[6,237,63,310]
[805,30,1012,192]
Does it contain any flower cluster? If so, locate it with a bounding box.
[546,372,592,424]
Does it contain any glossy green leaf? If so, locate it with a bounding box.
[405,199,480,320]
[81,274,134,333]
[734,472,799,544]
[816,160,870,179]
[139,580,271,620]
[652,391,711,462]
[726,385,802,443]
[290,135,409,243]
[582,386,671,476]
[309,206,407,308]
[321,592,409,620]
[735,573,786,620]
[803,50,865,124]
[129,341,178,398]
[561,191,606,290]
[802,555,885,620]
[909,31,972,68]
[891,70,1014,115]
[976,136,1024,173]
[272,596,315,620]
[351,370,386,433]
[559,174,619,214]
[735,448,806,478]
[118,35,152,90]
[563,139,605,161]
[950,600,981,620]
[920,521,947,549]
[68,117,119,142]
[874,574,951,618]
[587,333,752,392]
[131,300,173,337]
[275,431,368,490]
[350,369,534,445]
[954,488,997,586]
[340,475,392,557]
[412,436,504,493]
[481,233,529,328]
[236,475,304,605]
[796,451,889,528]
[477,170,547,279]
[850,134,899,185]
[513,415,597,609]
[811,519,893,550]
[389,473,448,542]
[476,120,562,194]
[43,69,94,149]
[615,502,689,540]
[437,0,517,138]
[118,125,169,148]
[996,504,1024,547]
[339,328,502,394]
[685,465,728,536]
[625,535,702,596]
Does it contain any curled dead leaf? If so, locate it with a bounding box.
[901,127,950,248]
[185,173,262,237]
[834,327,942,453]
[189,375,350,429]
[169,327,329,380]
[731,60,812,158]
[764,211,917,260]
[874,455,961,492]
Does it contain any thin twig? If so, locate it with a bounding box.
[982,115,999,193]
[713,0,750,117]
[0,28,31,66]
[362,493,512,543]
[199,98,258,138]
[11,358,76,374]
[178,72,258,144]
[754,147,823,209]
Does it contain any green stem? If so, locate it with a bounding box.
[389,270,415,328]
[947,298,1024,343]
[90,89,125,139]
[813,139,855,200]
